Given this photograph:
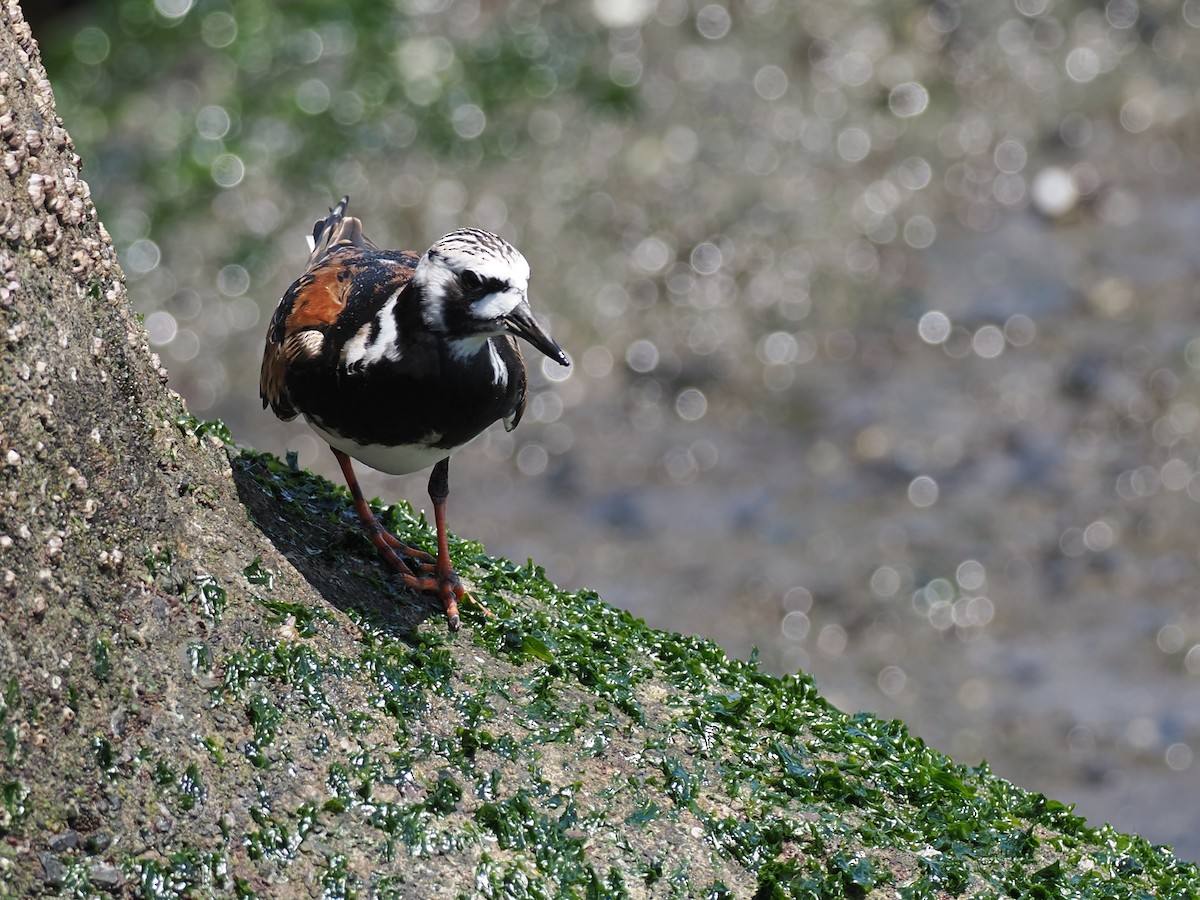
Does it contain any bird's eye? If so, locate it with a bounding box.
[461,270,483,291]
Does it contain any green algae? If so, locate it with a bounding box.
[91,639,111,682]
[129,849,246,898]
[86,438,1200,898]
[0,779,28,832]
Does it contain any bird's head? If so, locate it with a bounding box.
[413,228,568,367]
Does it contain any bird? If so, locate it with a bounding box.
[260,196,569,630]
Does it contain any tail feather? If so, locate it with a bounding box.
[307,195,376,265]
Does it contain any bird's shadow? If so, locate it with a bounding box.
[231,449,443,638]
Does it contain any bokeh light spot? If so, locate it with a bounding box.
[73,27,111,64]
[758,331,798,365]
[200,11,237,48]
[753,65,788,100]
[1083,520,1114,552]
[1166,743,1194,772]
[581,345,613,378]
[817,624,847,658]
[897,157,932,190]
[1004,314,1037,346]
[145,310,177,345]
[888,82,928,118]
[516,443,549,476]
[973,325,1005,359]
[593,0,655,29]
[908,475,939,507]
[780,611,810,641]
[296,79,331,114]
[125,239,161,275]
[690,242,723,275]
[1158,624,1186,654]
[918,310,951,344]
[903,215,936,249]
[625,339,659,373]
[878,666,907,696]
[994,139,1027,173]
[955,560,985,591]
[451,104,487,139]
[870,566,901,598]
[1065,47,1099,83]
[1119,98,1152,134]
[634,236,672,274]
[1031,167,1078,217]
[1105,0,1138,29]
[196,105,231,140]
[210,153,245,187]
[783,586,813,612]
[695,4,732,39]
[674,388,708,421]
[217,264,250,297]
[1187,645,1200,676]
[154,0,194,20]
[837,127,871,163]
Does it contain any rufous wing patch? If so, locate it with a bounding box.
[282,266,351,331]
[259,244,421,421]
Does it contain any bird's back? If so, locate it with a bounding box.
[259,197,417,420]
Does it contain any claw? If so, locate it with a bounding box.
[334,448,490,630]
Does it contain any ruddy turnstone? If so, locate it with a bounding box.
[260,196,568,629]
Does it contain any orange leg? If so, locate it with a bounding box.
[426,458,472,629]
[332,449,481,630]
[333,449,434,571]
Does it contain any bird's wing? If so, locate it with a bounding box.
[259,245,418,419]
[501,336,528,432]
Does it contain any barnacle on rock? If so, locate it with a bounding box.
[49,125,71,152]
[3,148,24,176]
[27,171,44,206]
[62,197,85,226]
[0,249,18,305]
[69,248,90,277]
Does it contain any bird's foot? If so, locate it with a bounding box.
[358,518,435,576]
[429,565,493,631]
[375,547,489,631]
[375,526,436,574]
[333,449,487,629]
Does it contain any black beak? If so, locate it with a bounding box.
[503,300,569,367]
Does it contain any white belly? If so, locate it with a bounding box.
[307,419,473,475]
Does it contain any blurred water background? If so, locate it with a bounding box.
[34,0,1200,860]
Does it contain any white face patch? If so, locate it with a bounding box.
[472,287,524,322]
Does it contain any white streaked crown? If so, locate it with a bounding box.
[414,229,530,332]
